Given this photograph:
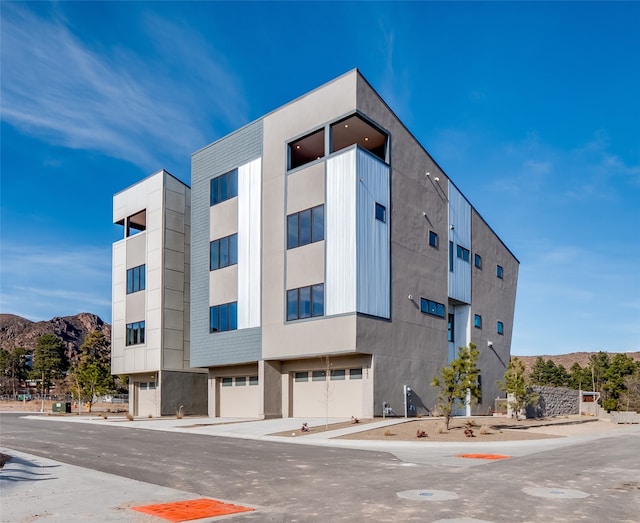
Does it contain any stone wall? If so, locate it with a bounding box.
[526,386,579,418]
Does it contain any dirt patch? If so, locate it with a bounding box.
[272,418,378,438]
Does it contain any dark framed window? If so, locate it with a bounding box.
[375,202,386,223]
[349,368,363,380]
[294,372,308,382]
[457,244,470,262]
[221,377,232,387]
[448,313,455,342]
[289,128,325,170]
[429,231,439,249]
[287,283,324,321]
[420,298,445,318]
[209,302,238,333]
[474,254,482,269]
[497,265,504,279]
[126,321,145,346]
[287,205,324,249]
[330,369,346,381]
[474,314,482,329]
[235,377,246,386]
[210,233,238,270]
[126,265,146,294]
[497,321,504,335]
[312,370,326,381]
[210,169,238,206]
[449,241,454,272]
[249,376,259,386]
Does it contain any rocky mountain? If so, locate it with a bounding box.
[0,313,111,362]
[515,352,640,374]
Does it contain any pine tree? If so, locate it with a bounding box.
[30,334,68,395]
[498,357,538,420]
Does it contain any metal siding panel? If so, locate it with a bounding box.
[326,150,357,315]
[238,158,262,329]
[191,120,263,367]
[448,182,471,303]
[356,149,390,318]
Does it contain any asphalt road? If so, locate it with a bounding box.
[1,413,639,522]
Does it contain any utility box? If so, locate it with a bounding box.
[52,402,71,413]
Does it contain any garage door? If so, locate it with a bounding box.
[292,368,364,418]
[219,375,260,418]
[137,381,157,417]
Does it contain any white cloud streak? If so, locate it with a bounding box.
[1,4,248,170]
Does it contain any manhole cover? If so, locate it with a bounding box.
[131,498,254,521]
[522,487,590,499]
[397,489,459,501]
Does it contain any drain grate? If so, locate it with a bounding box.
[131,498,254,522]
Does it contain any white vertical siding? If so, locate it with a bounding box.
[356,149,390,318]
[238,158,262,328]
[326,150,357,315]
[448,182,471,303]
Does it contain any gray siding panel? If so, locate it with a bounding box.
[191,120,263,367]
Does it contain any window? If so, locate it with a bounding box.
[420,298,445,318]
[287,205,324,249]
[294,372,308,382]
[449,241,454,272]
[287,283,324,321]
[312,370,326,381]
[429,231,439,249]
[457,244,470,262]
[289,128,325,170]
[148,382,156,390]
[474,314,482,329]
[330,369,346,381]
[210,169,238,205]
[349,368,363,380]
[210,233,238,270]
[448,313,455,343]
[235,377,246,386]
[221,377,233,387]
[249,376,259,386]
[497,265,504,279]
[474,254,482,269]
[375,202,386,223]
[126,321,145,346]
[126,265,145,294]
[497,321,504,335]
[117,209,147,238]
[209,302,238,333]
[330,114,388,163]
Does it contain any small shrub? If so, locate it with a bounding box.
[436,422,447,434]
[384,429,394,437]
[176,405,184,419]
[126,412,134,421]
[479,425,491,435]
[148,414,153,418]
[101,414,108,419]
[465,419,478,427]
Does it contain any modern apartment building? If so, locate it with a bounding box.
[112,69,518,419]
[189,69,518,419]
[111,170,207,417]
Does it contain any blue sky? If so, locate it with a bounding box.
[1,2,638,356]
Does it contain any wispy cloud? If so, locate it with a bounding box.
[0,242,112,322]
[1,4,248,170]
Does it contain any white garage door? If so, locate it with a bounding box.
[137,381,157,417]
[292,368,364,418]
[219,375,260,418]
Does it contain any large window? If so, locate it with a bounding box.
[287,283,324,321]
[209,302,238,333]
[210,233,238,270]
[287,205,324,249]
[126,264,145,294]
[288,128,325,170]
[330,114,388,162]
[420,298,445,318]
[457,244,470,262]
[210,169,238,206]
[126,321,145,346]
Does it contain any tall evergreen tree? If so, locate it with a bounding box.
[30,334,69,394]
[69,331,114,412]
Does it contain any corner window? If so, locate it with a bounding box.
[210,233,238,270]
[287,283,324,321]
[330,114,388,163]
[474,314,482,329]
[474,254,482,269]
[126,321,145,346]
[126,264,146,294]
[287,205,324,249]
[209,302,238,333]
[448,313,455,342]
[497,265,504,279]
[497,321,504,335]
[117,209,147,238]
[429,231,439,249]
[457,245,470,262]
[210,169,238,206]
[420,298,445,318]
[375,202,386,223]
[288,128,325,170]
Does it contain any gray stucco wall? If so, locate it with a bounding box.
[191,121,263,367]
[160,370,208,416]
